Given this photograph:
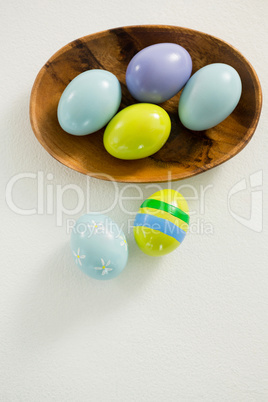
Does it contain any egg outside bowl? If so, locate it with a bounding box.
[30,25,262,183]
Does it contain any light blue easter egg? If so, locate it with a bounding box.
[178,63,242,131]
[70,214,128,280]
[57,70,121,136]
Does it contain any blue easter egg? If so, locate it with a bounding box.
[57,70,121,136]
[70,214,128,280]
[178,63,242,131]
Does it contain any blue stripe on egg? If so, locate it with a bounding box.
[134,213,187,243]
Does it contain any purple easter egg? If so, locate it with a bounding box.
[126,43,192,104]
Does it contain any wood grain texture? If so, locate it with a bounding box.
[30,25,262,182]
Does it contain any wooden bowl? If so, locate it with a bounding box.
[30,25,262,183]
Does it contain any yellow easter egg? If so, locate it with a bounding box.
[103,103,171,160]
[133,189,189,256]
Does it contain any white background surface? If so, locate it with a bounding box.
[1,0,267,401]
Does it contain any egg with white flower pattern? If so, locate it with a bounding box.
[70,214,128,280]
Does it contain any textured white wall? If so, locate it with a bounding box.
[0,0,267,401]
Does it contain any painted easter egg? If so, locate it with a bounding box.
[178,63,242,131]
[57,69,121,136]
[126,43,192,103]
[133,189,189,256]
[70,214,128,280]
[103,103,171,160]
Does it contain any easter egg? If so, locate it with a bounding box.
[70,214,128,280]
[103,103,171,160]
[57,70,121,136]
[178,63,242,131]
[126,43,192,103]
[133,190,189,256]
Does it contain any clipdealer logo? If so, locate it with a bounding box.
[227,170,263,232]
[5,170,263,233]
